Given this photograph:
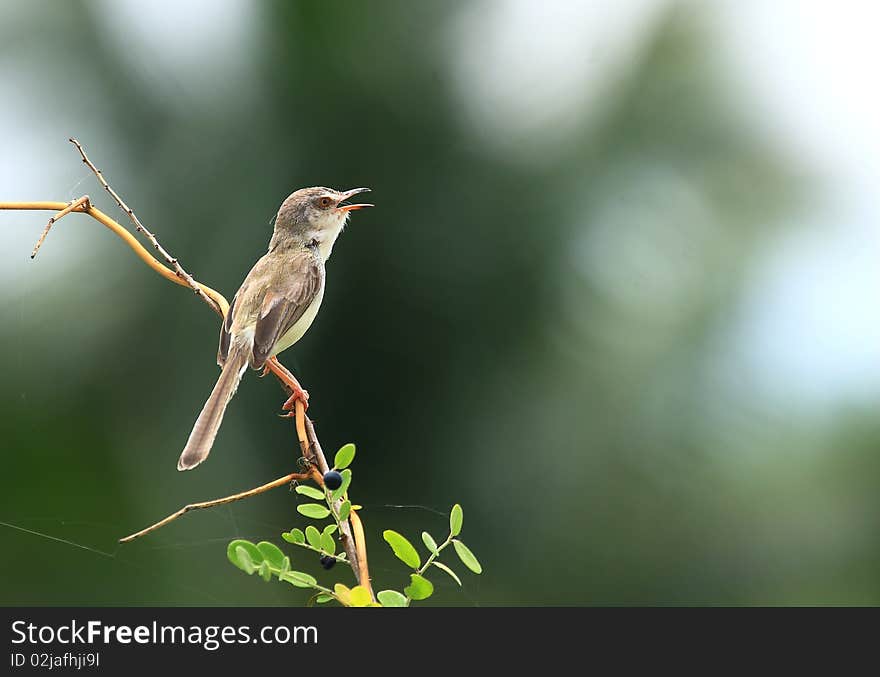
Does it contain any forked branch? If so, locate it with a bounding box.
[68,138,222,317]
[30,194,91,258]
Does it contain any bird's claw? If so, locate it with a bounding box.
[281,387,309,413]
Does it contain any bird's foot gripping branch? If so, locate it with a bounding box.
[1,138,482,606]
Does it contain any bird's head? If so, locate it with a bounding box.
[272,186,372,260]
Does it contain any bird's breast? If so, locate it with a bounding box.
[271,285,326,357]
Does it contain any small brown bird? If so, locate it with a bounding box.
[177,187,372,471]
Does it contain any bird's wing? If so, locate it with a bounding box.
[250,251,324,369]
[217,294,237,366]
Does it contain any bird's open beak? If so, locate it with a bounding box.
[337,187,373,212]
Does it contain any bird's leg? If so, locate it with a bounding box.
[264,356,309,412]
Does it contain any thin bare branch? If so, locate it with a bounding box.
[69,137,222,316]
[30,195,90,258]
[119,470,314,543]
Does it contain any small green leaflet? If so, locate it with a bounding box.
[449,504,463,536]
[320,531,336,555]
[334,443,356,470]
[297,503,331,519]
[281,571,318,588]
[282,528,305,545]
[452,539,482,574]
[383,530,421,569]
[349,585,373,607]
[305,525,322,549]
[377,590,408,607]
[295,485,326,500]
[227,539,262,573]
[432,561,462,586]
[231,545,255,574]
[256,541,285,568]
[421,531,439,554]
[404,574,433,601]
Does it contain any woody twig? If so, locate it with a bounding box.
[68,137,223,317]
[30,194,91,258]
[118,469,317,543]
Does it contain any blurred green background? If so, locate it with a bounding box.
[2,0,879,605]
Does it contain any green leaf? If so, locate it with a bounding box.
[282,528,305,545]
[298,503,331,519]
[231,546,255,574]
[323,524,338,536]
[305,525,322,549]
[281,570,318,588]
[227,539,262,573]
[377,590,408,607]
[330,469,352,502]
[258,560,272,582]
[256,541,285,568]
[404,574,434,601]
[295,485,326,500]
[279,556,291,577]
[450,504,463,537]
[334,583,352,606]
[334,443,356,470]
[315,593,334,604]
[383,530,421,569]
[349,585,373,607]
[338,500,351,522]
[421,531,439,554]
[432,561,462,586]
[320,531,336,556]
[452,540,482,574]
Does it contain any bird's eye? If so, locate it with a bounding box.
[319,197,332,208]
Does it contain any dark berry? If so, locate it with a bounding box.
[323,470,343,491]
[320,555,336,570]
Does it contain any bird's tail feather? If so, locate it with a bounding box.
[177,349,248,471]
